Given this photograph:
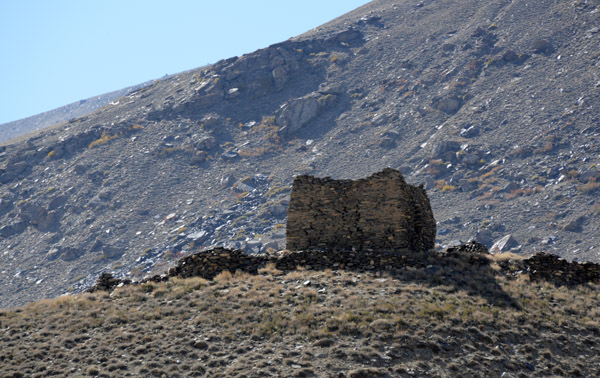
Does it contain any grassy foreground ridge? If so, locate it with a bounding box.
[2,254,600,377]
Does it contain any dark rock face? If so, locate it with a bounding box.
[285,168,436,252]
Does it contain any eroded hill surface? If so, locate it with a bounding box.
[1,0,600,307]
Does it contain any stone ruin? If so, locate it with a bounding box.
[88,169,600,293]
[285,168,436,252]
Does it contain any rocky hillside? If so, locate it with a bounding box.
[0,81,152,144]
[1,0,600,307]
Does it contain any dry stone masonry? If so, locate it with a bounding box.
[88,242,600,293]
[285,168,436,252]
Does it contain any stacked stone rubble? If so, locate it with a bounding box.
[523,252,600,286]
[88,272,130,293]
[88,244,600,293]
[285,168,436,252]
[165,248,433,281]
[170,247,268,279]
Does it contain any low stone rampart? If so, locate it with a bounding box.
[88,244,600,293]
[522,253,600,286]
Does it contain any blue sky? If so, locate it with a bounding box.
[0,1,369,125]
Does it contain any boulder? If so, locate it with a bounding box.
[460,153,481,167]
[0,221,27,238]
[532,39,554,54]
[490,234,519,253]
[474,229,493,248]
[0,197,12,213]
[244,240,262,254]
[37,210,59,232]
[562,216,586,232]
[459,178,478,192]
[103,245,124,259]
[276,95,319,136]
[432,95,462,114]
[432,140,461,160]
[60,246,83,261]
[276,92,338,136]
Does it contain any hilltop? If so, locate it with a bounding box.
[2,251,600,377]
[1,0,600,307]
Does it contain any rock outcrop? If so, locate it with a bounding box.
[285,168,436,252]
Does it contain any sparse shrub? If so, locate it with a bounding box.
[86,366,100,376]
[258,263,282,276]
[578,181,600,194]
[481,166,500,179]
[265,185,290,198]
[238,147,268,157]
[533,141,555,155]
[505,186,542,199]
[428,159,448,176]
[214,270,233,282]
[234,191,249,200]
[401,90,415,99]
[89,131,117,148]
[566,169,580,180]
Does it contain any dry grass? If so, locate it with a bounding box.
[1,266,599,377]
[488,251,527,262]
[88,130,118,149]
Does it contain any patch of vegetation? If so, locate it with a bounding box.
[265,184,291,198]
[89,130,117,149]
[505,186,543,199]
[578,180,600,194]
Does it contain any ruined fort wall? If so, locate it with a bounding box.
[285,168,436,252]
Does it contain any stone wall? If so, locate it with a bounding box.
[88,243,600,293]
[89,246,437,292]
[522,253,600,286]
[88,242,600,292]
[285,168,436,252]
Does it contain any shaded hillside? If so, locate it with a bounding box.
[0,81,154,145]
[1,0,600,307]
[2,255,600,377]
